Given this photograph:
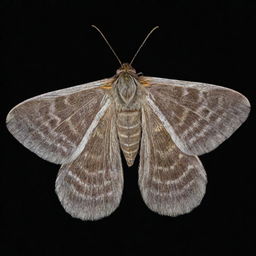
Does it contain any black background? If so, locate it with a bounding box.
[1,1,255,255]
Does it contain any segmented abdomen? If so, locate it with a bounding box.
[117,110,141,166]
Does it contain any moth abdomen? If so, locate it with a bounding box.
[117,110,141,166]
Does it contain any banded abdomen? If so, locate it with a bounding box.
[117,110,141,166]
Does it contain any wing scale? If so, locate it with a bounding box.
[6,78,113,164]
[140,76,250,155]
[139,104,207,216]
[55,105,123,220]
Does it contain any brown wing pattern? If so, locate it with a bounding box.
[139,104,207,216]
[141,76,250,156]
[6,79,113,164]
[55,105,123,220]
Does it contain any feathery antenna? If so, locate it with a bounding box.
[130,26,159,65]
[91,25,122,65]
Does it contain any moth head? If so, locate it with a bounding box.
[116,63,136,75]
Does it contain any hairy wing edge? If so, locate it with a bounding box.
[146,95,191,156]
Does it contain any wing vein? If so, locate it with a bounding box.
[149,93,228,140]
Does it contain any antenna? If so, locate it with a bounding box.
[130,26,159,65]
[91,25,122,65]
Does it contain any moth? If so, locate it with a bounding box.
[6,26,250,220]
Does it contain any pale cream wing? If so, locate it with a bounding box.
[6,78,114,164]
[139,104,207,216]
[55,105,123,220]
[140,76,250,156]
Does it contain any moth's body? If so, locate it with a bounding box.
[113,64,143,166]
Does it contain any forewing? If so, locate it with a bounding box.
[55,105,123,220]
[140,76,250,155]
[139,104,207,216]
[6,78,113,164]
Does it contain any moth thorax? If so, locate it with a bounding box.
[116,73,137,105]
